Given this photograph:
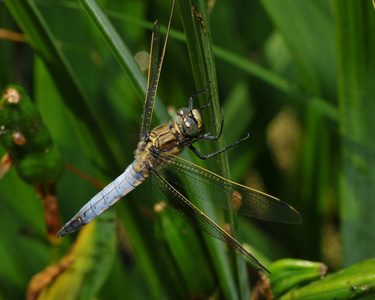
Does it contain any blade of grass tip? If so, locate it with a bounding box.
[3,0,118,176]
[77,0,168,124]
[177,1,250,299]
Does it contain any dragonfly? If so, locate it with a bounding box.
[57,0,302,273]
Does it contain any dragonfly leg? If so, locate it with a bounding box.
[188,81,212,110]
[197,108,224,141]
[198,94,212,112]
[188,133,249,160]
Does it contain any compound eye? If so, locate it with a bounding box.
[175,107,188,128]
[191,109,203,131]
[177,107,189,117]
[183,117,199,137]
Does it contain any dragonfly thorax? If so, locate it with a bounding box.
[175,107,203,137]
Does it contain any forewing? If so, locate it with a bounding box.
[156,155,302,224]
[139,1,175,139]
[150,169,269,273]
[139,21,161,139]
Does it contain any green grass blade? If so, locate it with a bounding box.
[334,0,375,267]
[279,259,375,299]
[177,1,250,299]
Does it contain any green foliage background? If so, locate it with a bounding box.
[0,0,374,299]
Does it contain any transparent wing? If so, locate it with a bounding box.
[156,155,302,224]
[150,169,269,273]
[139,1,175,139]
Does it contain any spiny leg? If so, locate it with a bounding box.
[197,108,225,141]
[198,94,212,112]
[189,133,250,160]
[188,81,212,110]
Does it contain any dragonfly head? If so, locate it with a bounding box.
[176,107,203,137]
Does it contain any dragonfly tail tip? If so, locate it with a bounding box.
[56,229,66,238]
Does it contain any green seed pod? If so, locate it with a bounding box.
[268,258,327,297]
[0,85,64,185]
